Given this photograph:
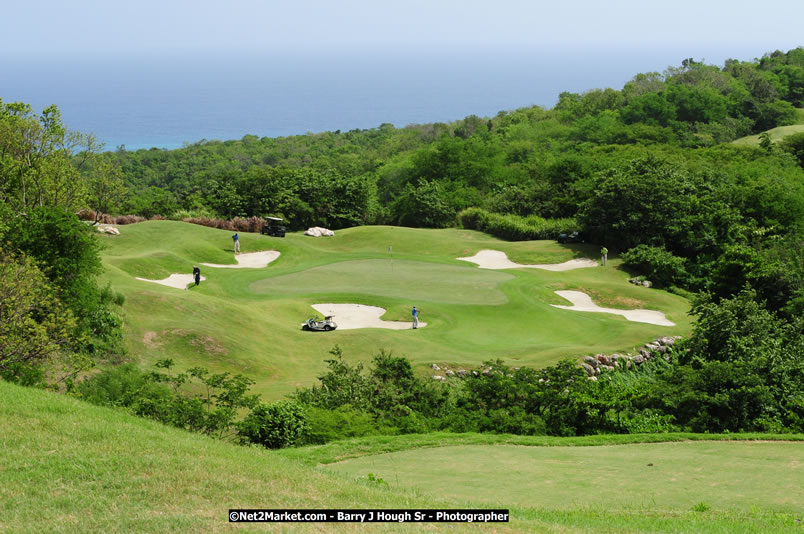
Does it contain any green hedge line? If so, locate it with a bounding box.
[458,207,578,241]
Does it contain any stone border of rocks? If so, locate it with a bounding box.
[580,336,681,380]
[428,336,681,382]
[429,362,517,381]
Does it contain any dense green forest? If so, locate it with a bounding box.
[102,48,804,312]
[1,48,803,443]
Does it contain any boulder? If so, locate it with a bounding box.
[642,280,653,288]
[456,369,467,378]
[581,363,595,376]
[658,336,679,347]
[445,369,455,377]
[583,356,599,368]
[304,226,335,237]
[432,375,445,381]
[96,225,120,235]
[588,375,598,381]
[431,364,441,370]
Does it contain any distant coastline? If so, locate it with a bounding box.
[0,46,767,151]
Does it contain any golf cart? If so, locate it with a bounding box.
[302,315,337,331]
[557,231,585,244]
[261,217,286,237]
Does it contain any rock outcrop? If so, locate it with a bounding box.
[304,227,335,237]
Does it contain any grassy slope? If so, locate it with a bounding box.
[99,221,692,399]
[0,381,490,534]
[732,107,804,145]
[3,381,801,534]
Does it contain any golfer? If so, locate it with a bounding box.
[600,246,608,266]
[192,266,201,286]
[412,306,419,329]
[232,233,240,254]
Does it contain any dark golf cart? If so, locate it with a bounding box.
[557,231,585,244]
[301,315,337,332]
[261,217,286,237]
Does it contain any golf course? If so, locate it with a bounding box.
[99,220,693,398]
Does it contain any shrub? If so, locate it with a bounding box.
[238,400,309,449]
[621,244,688,287]
[180,216,269,233]
[302,405,383,444]
[77,363,170,410]
[458,207,577,241]
[0,251,77,385]
[76,211,146,225]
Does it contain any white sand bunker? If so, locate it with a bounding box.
[136,273,206,289]
[201,250,280,269]
[551,290,675,326]
[312,304,426,330]
[458,250,598,271]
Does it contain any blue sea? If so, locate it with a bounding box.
[0,46,760,151]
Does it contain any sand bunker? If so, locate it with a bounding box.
[201,250,280,269]
[136,273,206,289]
[311,303,426,330]
[551,290,675,326]
[458,250,598,271]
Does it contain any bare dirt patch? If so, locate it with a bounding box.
[187,334,228,355]
[143,331,161,348]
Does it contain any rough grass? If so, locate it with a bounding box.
[732,107,804,145]
[99,221,692,399]
[3,381,801,533]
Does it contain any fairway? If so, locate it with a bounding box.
[99,221,693,398]
[325,442,804,513]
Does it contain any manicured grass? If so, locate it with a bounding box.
[4,381,801,533]
[100,221,692,399]
[276,431,804,466]
[323,442,804,514]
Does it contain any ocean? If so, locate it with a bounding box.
[0,46,760,151]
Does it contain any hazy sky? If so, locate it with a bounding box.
[2,0,802,59]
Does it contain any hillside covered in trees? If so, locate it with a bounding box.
[104,48,804,312]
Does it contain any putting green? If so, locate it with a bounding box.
[251,259,513,304]
[99,221,693,398]
[325,442,804,513]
